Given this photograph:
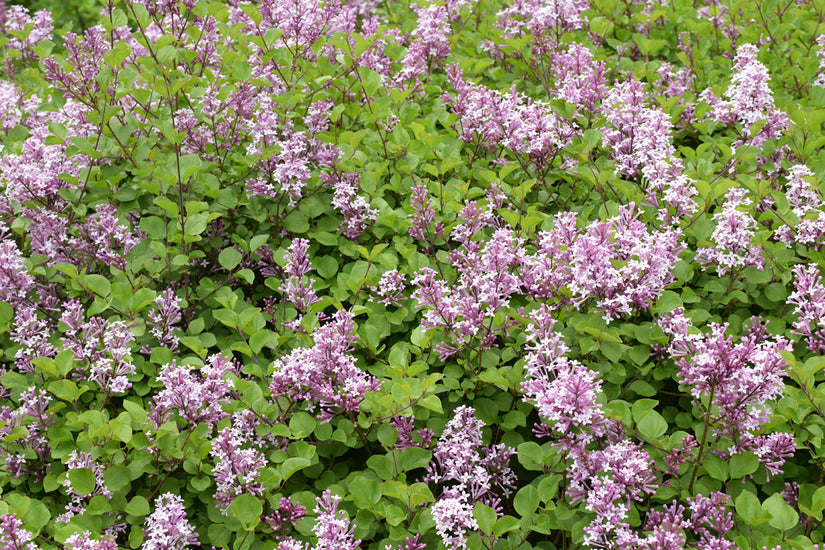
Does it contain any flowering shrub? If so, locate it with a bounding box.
[3,0,825,548]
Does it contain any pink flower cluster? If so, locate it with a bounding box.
[427,406,514,549]
[210,413,269,514]
[0,512,39,550]
[269,310,382,422]
[670,318,795,476]
[143,493,199,550]
[695,188,764,275]
[0,387,53,479]
[789,264,825,353]
[602,78,697,219]
[443,65,578,172]
[275,490,360,550]
[701,44,789,149]
[775,165,825,249]
[148,354,236,431]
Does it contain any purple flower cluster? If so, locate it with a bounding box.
[143,493,199,550]
[548,43,610,115]
[701,44,789,149]
[789,264,825,353]
[695,188,764,275]
[270,310,381,422]
[670,318,795,476]
[147,289,183,352]
[521,305,605,439]
[64,531,117,550]
[280,238,321,317]
[326,171,378,239]
[775,165,825,249]
[275,490,360,550]
[426,406,515,549]
[57,451,113,523]
[0,386,54,479]
[148,354,235,431]
[60,300,136,394]
[602,79,697,219]
[0,512,39,550]
[209,414,268,514]
[443,65,578,172]
[370,269,406,307]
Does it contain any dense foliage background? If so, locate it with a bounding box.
[2,0,825,548]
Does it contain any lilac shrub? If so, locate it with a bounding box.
[1,0,824,548]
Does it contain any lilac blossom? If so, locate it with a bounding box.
[263,497,307,537]
[443,65,578,173]
[58,451,112,523]
[64,531,117,550]
[0,387,53,479]
[280,238,321,314]
[775,165,825,249]
[210,417,268,514]
[602,79,698,219]
[426,407,515,548]
[430,493,478,550]
[816,35,825,88]
[695,188,765,275]
[148,355,235,431]
[1,4,53,68]
[789,263,825,353]
[0,513,39,550]
[0,80,24,130]
[521,305,606,437]
[270,311,381,422]
[70,204,142,270]
[370,270,406,306]
[411,225,523,359]
[670,319,795,474]
[567,204,684,320]
[143,493,199,550]
[326,171,378,239]
[11,305,57,372]
[60,300,136,394]
[0,234,35,304]
[496,0,589,39]
[408,184,444,244]
[386,535,425,550]
[548,42,610,115]
[394,5,451,86]
[147,289,182,352]
[310,490,360,550]
[701,44,788,149]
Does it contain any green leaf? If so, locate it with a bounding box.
[125,495,150,516]
[230,494,262,531]
[351,476,381,508]
[289,412,316,439]
[399,447,432,471]
[703,455,729,481]
[514,485,540,517]
[68,468,96,495]
[735,490,761,522]
[729,452,759,478]
[473,502,497,535]
[636,411,667,440]
[280,457,311,481]
[763,493,797,531]
[493,515,520,536]
[219,247,243,271]
[84,274,111,297]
